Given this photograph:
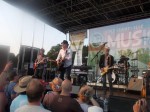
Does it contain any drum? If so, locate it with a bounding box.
[97,72,117,83]
[106,72,117,83]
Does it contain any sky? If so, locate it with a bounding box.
[0,1,67,55]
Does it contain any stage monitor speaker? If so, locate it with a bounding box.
[127,78,143,91]
[0,45,10,73]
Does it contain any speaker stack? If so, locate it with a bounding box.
[0,45,10,73]
[17,45,40,75]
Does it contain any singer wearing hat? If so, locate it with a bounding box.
[56,40,72,80]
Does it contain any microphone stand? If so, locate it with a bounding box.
[91,42,107,98]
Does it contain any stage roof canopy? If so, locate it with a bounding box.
[5,0,150,33]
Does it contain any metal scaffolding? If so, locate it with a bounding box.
[5,0,150,33]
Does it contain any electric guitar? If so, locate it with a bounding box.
[34,58,56,69]
[100,66,114,76]
[57,58,65,71]
[34,58,45,69]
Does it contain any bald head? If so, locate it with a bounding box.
[61,79,72,93]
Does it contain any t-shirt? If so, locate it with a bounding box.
[10,94,28,112]
[80,103,90,112]
[56,48,72,67]
[15,105,51,112]
[50,95,83,112]
[5,82,16,104]
[88,106,103,112]
[10,94,43,112]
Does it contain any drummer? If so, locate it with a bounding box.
[118,55,130,85]
[118,55,130,68]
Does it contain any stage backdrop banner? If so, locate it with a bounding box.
[70,30,87,66]
[88,18,150,75]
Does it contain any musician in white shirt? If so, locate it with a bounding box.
[56,40,72,80]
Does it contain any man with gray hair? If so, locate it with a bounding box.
[99,47,114,96]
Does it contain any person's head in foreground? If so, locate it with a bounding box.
[133,98,148,112]
[49,77,63,93]
[14,76,32,94]
[26,79,45,104]
[78,85,93,103]
[61,79,72,94]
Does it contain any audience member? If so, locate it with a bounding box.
[15,79,51,112]
[133,98,148,112]
[5,70,19,111]
[50,79,83,112]
[43,77,62,109]
[77,85,101,112]
[10,76,32,112]
[0,62,13,112]
[88,106,103,112]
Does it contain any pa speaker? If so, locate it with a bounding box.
[127,78,143,91]
[0,45,10,73]
[17,45,40,72]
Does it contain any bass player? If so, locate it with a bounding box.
[99,47,114,96]
[56,40,72,80]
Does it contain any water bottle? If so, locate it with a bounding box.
[103,98,108,112]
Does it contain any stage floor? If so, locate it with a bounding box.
[87,82,150,99]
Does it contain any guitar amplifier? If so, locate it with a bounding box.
[127,78,143,91]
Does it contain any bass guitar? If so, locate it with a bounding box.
[34,59,45,70]
[34,58,56,70]
[100,66,114,76]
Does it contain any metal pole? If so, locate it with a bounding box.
[17,13,24,73]
[42,24,46,48]
[30,19,36,64]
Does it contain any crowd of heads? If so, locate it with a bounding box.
[0,61,149,112]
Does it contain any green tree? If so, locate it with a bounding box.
[47,44,61,67]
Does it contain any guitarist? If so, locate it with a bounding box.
[56,40,72,80]
[34,48,46,79]
[99,47,114,96]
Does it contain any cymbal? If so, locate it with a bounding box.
[120,55,129,60]
[131,58,138,61]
